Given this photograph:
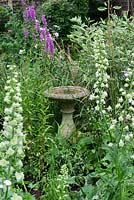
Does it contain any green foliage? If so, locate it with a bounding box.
[41,0,89,41]
[0,6,12,32]
[41,0,107,42]
[0,13,24,56]
[1,6,134,199]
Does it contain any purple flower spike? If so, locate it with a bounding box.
[39,28,46,41]
[41,28,46,36]
[40,33,44,41]
[36,22,40,33]
[27,5,36,21]
[41,15,47,25]
[24,28,29,37]
[45,32,54,55]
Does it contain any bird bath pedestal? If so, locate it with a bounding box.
[45,86,89,138]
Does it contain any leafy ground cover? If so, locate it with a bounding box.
[0,1,134,200]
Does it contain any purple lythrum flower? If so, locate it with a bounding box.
[40,33,44,41]
[24,28,29,37]
[27,5,36,21]
[39,28,46,41]
[36,22,40,33]
[45,32,54,55]
[41,15,47,25]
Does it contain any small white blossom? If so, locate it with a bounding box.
[119,139,124,147]
[11,193,23,200]
[130,155,134,160]
[6,147,15,156]
[0,184,3,189]
[123,126,129,131]
[124,83,129,88]
[129,106,134,112]
[108,143,113,147]
[107,106,112,112]
[0,159,9,167]
[89,94,95,100]
[54,32,59,38]
[19,49,25,55]
[118,115,123,122]
[118,97,123,103]
[115,103,121,109]
[15,172,24,182]
[4,180,11,186]
[5,107,13,115]
[125,134,130,141]
[129,133,133,138]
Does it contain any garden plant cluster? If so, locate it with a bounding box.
[0,0,134,200]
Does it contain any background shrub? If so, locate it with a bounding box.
[0,6,12,32]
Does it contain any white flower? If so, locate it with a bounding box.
[122,91,126,96]
[109,124,115,130]
[125,134,130,141]
[129,133,133,138]
[5,107,13,115]
[12,78,17,83]
[0,159,9,167]
[11,137,18,145]
[54,32,59,38]
[119,88,124,92]
[130,155,134,160]
[0,184,3,189]
[124,83,129,88]
[92,194,99,200]
[0,141,9,148]
[118,116,123,122]
[19,49,25,55]
[4,95,11,103]
[89,94,95,100]
[108,143,113,147]
[14,96,22,102]
[102,110,106,114]
[95,88,99,93]
[95,105,100,111]
[123,126,129,131]
[6,80,11,84]
[11,193,22,200]
[15,172,24,182]
[101,83,105,87]
[115,103,121,109]
[102,91,108,98]
[17,160,23,167]
[4,180,11,186]
[107,106,112,112]
[35,44,38,49]
[12,102,21,108]
[6,147,15,156]
[119,139,124,147]
[129,106,134,112]
[118,97,123,103]
[10,120,18,126]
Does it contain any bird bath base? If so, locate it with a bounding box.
[45,86,89,138]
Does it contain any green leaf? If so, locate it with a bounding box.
[113,6,121,10]
[81,185,95,198]
[98,7,107,11]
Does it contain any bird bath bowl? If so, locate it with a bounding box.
[45,86,89,138]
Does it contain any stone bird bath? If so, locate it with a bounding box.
[45,86,89,138]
